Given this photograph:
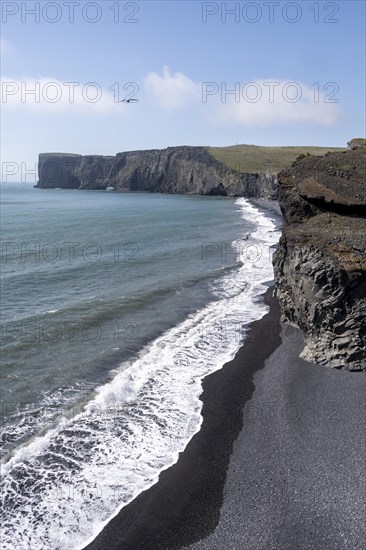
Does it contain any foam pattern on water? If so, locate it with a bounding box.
[0,199,280,549]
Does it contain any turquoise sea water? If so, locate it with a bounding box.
[0,183,281,549]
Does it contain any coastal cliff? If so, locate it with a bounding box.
[35,143,365,370]
[35,147,277,199]
[273,142,366,370]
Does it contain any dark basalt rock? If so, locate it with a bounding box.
[273,144,366,371]
[35,146,278,199]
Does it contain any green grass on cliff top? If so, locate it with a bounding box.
[208,144,345,174]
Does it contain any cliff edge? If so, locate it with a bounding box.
[273,142,366,370]
[35,146,277,199]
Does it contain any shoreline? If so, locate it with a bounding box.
[85,285,282,550]
[186,328,365,550]
[85,283,365,550]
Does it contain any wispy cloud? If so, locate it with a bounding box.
[144,66,200,111]
[0,77,132,116]
[210,80,340,127]
[1,71,340,127]
[143,70,339,126]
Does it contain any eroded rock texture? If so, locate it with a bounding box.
[35,147,277,199]
[273,146,366,370]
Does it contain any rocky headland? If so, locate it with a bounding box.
[35,146,277,199]
[35,142,365,370]
[273,141,366,370]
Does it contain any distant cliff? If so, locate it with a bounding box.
[35,147,277,199]
[273,144,366,371]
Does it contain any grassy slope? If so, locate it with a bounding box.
[208,144,345,174]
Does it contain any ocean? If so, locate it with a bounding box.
[0,183,281,549]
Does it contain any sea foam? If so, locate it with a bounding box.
[0,199,280,550]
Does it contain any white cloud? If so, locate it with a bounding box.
[1,72,340,127]
[210,80,339,127]
[0,77,132,116]
[144,66,200,111]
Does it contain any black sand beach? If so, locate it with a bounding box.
[85,287,365,550]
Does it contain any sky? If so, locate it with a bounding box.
[1,0,365,181]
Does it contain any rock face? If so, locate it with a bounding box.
[273,146,366,371]
[35,147,277,199]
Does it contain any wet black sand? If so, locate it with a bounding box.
[85,287,365,550]
[185,323,365,549]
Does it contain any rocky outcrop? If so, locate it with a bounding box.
[273,146,366,371]
[35,147,277,199]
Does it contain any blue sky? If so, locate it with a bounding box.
[1,0,365,179]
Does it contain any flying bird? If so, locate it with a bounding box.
[119,98,139,103]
